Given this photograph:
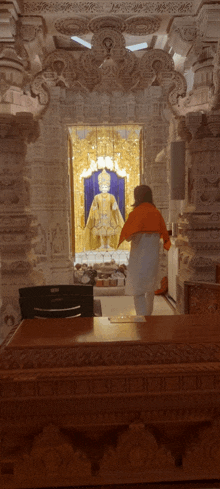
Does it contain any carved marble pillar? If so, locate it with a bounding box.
[142,87,169,189]
[0,112,43,340]
[176,111,220,314]
[26,87,74,284]
[165,117,186,232]
[0,0,40,116]
[143,89,170,289]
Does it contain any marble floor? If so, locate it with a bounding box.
[98,294,175,316]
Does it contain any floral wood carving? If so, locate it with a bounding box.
[2,339,220,370]
[13,424,91,484]
[183,418,220,476]
[99,423,174,479]
[185,282,220,315]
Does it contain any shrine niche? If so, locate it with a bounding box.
[84,169,125,251]
[69,125,141,256]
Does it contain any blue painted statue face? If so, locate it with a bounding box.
[99,183,110,193]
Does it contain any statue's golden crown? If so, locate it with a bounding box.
[98,169,110,186]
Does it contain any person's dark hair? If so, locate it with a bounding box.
[132,185,155,208]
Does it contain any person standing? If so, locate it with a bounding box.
[118,185,171,316]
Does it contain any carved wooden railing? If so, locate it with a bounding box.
[184,281,220,314]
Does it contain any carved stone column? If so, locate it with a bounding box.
[26,87,74,285]
[175,111,220,314]
[0,112,43,340]
[142,87,169,189]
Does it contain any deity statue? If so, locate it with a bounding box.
[84,169,124,250]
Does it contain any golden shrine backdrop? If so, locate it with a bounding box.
[69,125,142,254]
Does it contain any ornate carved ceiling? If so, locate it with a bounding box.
[2,0,220,117]
[20,0,200,54]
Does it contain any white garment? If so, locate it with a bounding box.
[134,292,155,316]
[125,233,160,296]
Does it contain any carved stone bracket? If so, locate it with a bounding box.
[168,16,197,57]
[0,1,20,43]
[0,45,25,94]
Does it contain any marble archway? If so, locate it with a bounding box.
[0,21,187,339]
[26,38,185,285]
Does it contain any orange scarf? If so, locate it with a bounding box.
[118,202,171,251]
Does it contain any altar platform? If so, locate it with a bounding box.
[1,314,220,488]
[74,250,129,266]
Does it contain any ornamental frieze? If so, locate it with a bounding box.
[2,369,220,399]
[23,1,194,15]
[2,341,220,370]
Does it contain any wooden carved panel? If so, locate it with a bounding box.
[184,281,220,314]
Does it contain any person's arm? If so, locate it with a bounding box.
[117,211,136,247]
[160,214,171,251]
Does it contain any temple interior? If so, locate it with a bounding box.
[2,0,220,487]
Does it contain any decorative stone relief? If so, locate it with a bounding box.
[51,223,66,256]
[19,21,44,43]
[54,16,90,36]
[31,23,187,111]
[168,16,197,57]
[0,113,44,340]
[174,112,220,313]
[0,1,19,43]
[34,223,47,255]
[133,48,186,108]
[174,8,220,116]
[31,49,83,106]
[210,39,220,111]
[89,15,125,33]
[0,45,25,93]
[25,86,74,285]
[197,5,220,42]
[124,16,161,35]
[23,2,194,16]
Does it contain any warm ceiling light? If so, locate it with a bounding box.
[71,36,91,48]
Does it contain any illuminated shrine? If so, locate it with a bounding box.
[69,125,141,262]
